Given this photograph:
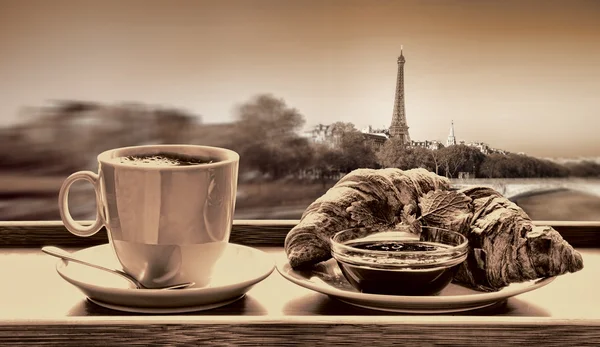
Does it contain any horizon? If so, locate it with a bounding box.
[1,0,599,158]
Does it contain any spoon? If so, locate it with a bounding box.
[42,246,195,290]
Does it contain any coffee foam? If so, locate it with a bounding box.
[113,154,214,167]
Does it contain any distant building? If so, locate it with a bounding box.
[441,121,511,155]
[302,123,350,148]
[411,140,444,151]
[362,133,389,148]
[462,141,490,154]
[304,123,388,148]
[361,125,389,136]
[492,148,509,155]
[360,126,389,148]
[446,121,457,147]
[303,123,336,147]
[462,141,509,155]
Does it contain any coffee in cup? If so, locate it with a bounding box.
[58,145,239,289]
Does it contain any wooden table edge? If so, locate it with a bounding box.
[1,219,599,248]
[1,316,600,325]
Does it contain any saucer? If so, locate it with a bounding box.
[54,243,275,313]
[86,295,246,314]
[276,258,555,314]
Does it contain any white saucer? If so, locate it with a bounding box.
[54,243,275,313]
[276,258,555,314]
[86,295,246,314]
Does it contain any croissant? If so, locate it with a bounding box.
[284,168,584,292]
[435,186,584,291]
[284,168,450,268]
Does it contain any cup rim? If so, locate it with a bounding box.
[330,226,469,259]
[97,144,239,170]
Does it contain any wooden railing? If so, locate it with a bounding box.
[1,220,600,248]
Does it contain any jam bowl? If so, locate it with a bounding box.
[330,226,469,296]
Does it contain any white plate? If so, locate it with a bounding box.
[55,243,275,313]
[276,258,555,314]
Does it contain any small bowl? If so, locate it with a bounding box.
[330,226,469,296]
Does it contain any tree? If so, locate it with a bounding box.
[412,147,436,172]
[437,145,486,178]
[329,122,357,136]
[234,94,305,139]
[377,137,404,168]
[270,137,314,179]
[479,153,508,178]
[328,122,379,172]
[153,107,199,143]
[479,153,569,178]
[376,138,438,171]
[565,161,600,177]
[311,143,345,184]
[230,94,309,179]
[429,148,443,175]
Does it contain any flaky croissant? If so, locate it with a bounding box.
[439,187,584,291]
[284,168,584,292]
[284,168,450,268]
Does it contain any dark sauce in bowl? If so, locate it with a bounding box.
[355,241,442,252]
[336,240,462,296]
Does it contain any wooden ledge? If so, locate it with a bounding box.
[1,220,599,248]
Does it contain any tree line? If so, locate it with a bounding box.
[2,95,599,180]
[222,94,599,180]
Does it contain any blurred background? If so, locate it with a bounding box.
[1,0,599,221]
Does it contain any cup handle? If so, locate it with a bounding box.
[58,171,104,237]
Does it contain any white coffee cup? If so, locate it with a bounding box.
[58,144,239,289]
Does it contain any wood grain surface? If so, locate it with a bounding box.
[1,220,600,248]
[1,319,599,346]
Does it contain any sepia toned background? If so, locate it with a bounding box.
[0,0,599,221]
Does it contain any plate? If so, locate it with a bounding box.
[276,258,555,314]
[54,243,275,313]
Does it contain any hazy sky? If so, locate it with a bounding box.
[1,0,599,158]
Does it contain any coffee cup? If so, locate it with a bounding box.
[58,144,239,289]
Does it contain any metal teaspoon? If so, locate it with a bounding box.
[41,246,195,290]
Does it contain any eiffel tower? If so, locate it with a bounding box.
[389,46,411,145]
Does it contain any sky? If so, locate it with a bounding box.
[0,0,599,158]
